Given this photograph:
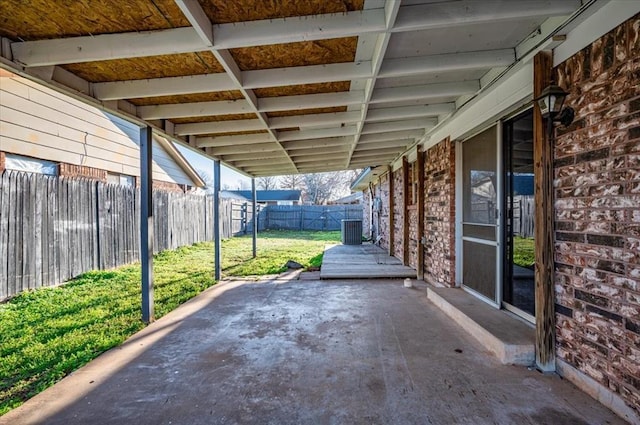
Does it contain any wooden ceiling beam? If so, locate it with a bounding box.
[295,164,348,173]
[207,143,283,156]
[12,9,385,67]
[354,139,413,151]
[293,156,348,165]
[359,130,424,143]
[347,0,401,169]
[213,8,386,49]
[93,73,236,101]
[365,104,454,122]
[230,158,292,168]
[221,152,287,161]
[175,0,296,172]
[271,111,361,129]
[352,147,403,158]
[93,62,370,101]
[175,0,213,44]
[11,27,207,67]
[277,126,357,142]
[243,62,371,89]
[350,154,395,163]
[369,81,479,104]
[360,118,436,135]
[379,49,514,78]
[240,165,296,175]
[287,145,350,157]
[392,1,580,32]
[281,137,354,150]
[259,91,364,112]
[139,100,252,120]
[175,119,265,136]
[195,133,273,147]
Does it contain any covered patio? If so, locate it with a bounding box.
[0,277,625,425]
[1,0,639,422]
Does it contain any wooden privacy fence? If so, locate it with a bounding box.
[513,195,535,238]
[0,171,251,301]
[262,205,362,231]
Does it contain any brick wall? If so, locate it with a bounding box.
[134,176,186,193]
[408,207,418,268]
[377,173,391,251]
[153,180,187,193]
[392,168,404,259]
[58,163,107,181]
[554,13,640,416]
[423,138,456,286]
[362,186,371,240]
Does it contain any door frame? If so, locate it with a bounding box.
[501,106,536,323]
[455,122,503,309]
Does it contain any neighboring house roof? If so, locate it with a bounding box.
[224,190,301,202]
[157,136,205,187]
[331,192,362,204]
[220,190,252,201]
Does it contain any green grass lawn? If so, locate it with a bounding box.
[0,230,339,415]
[222,230,340,276]
[513,236,535,268]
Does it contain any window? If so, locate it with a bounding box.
[5,153,57,175]
[107,172,135,187]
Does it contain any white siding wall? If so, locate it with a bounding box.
[0,71,193,185]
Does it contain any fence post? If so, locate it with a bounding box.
[94,181,101,270]
[242,202,247,235]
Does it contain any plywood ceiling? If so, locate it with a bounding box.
[0,0,583,176]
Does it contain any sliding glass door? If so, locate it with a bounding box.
[502,109,535,319]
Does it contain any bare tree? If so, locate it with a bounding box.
[257,175,279,190]
[196,168,215,194]
[302,171,354,205]
[280,174,305,190]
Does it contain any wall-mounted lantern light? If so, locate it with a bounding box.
[535,84,574,127]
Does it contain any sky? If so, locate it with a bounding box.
[175,143,251,190]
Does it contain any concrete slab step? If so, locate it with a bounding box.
[320,243,416,279]
[427,286,535,365]
[321,266,416,279]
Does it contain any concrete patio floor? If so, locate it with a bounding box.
[0,278,626,425]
